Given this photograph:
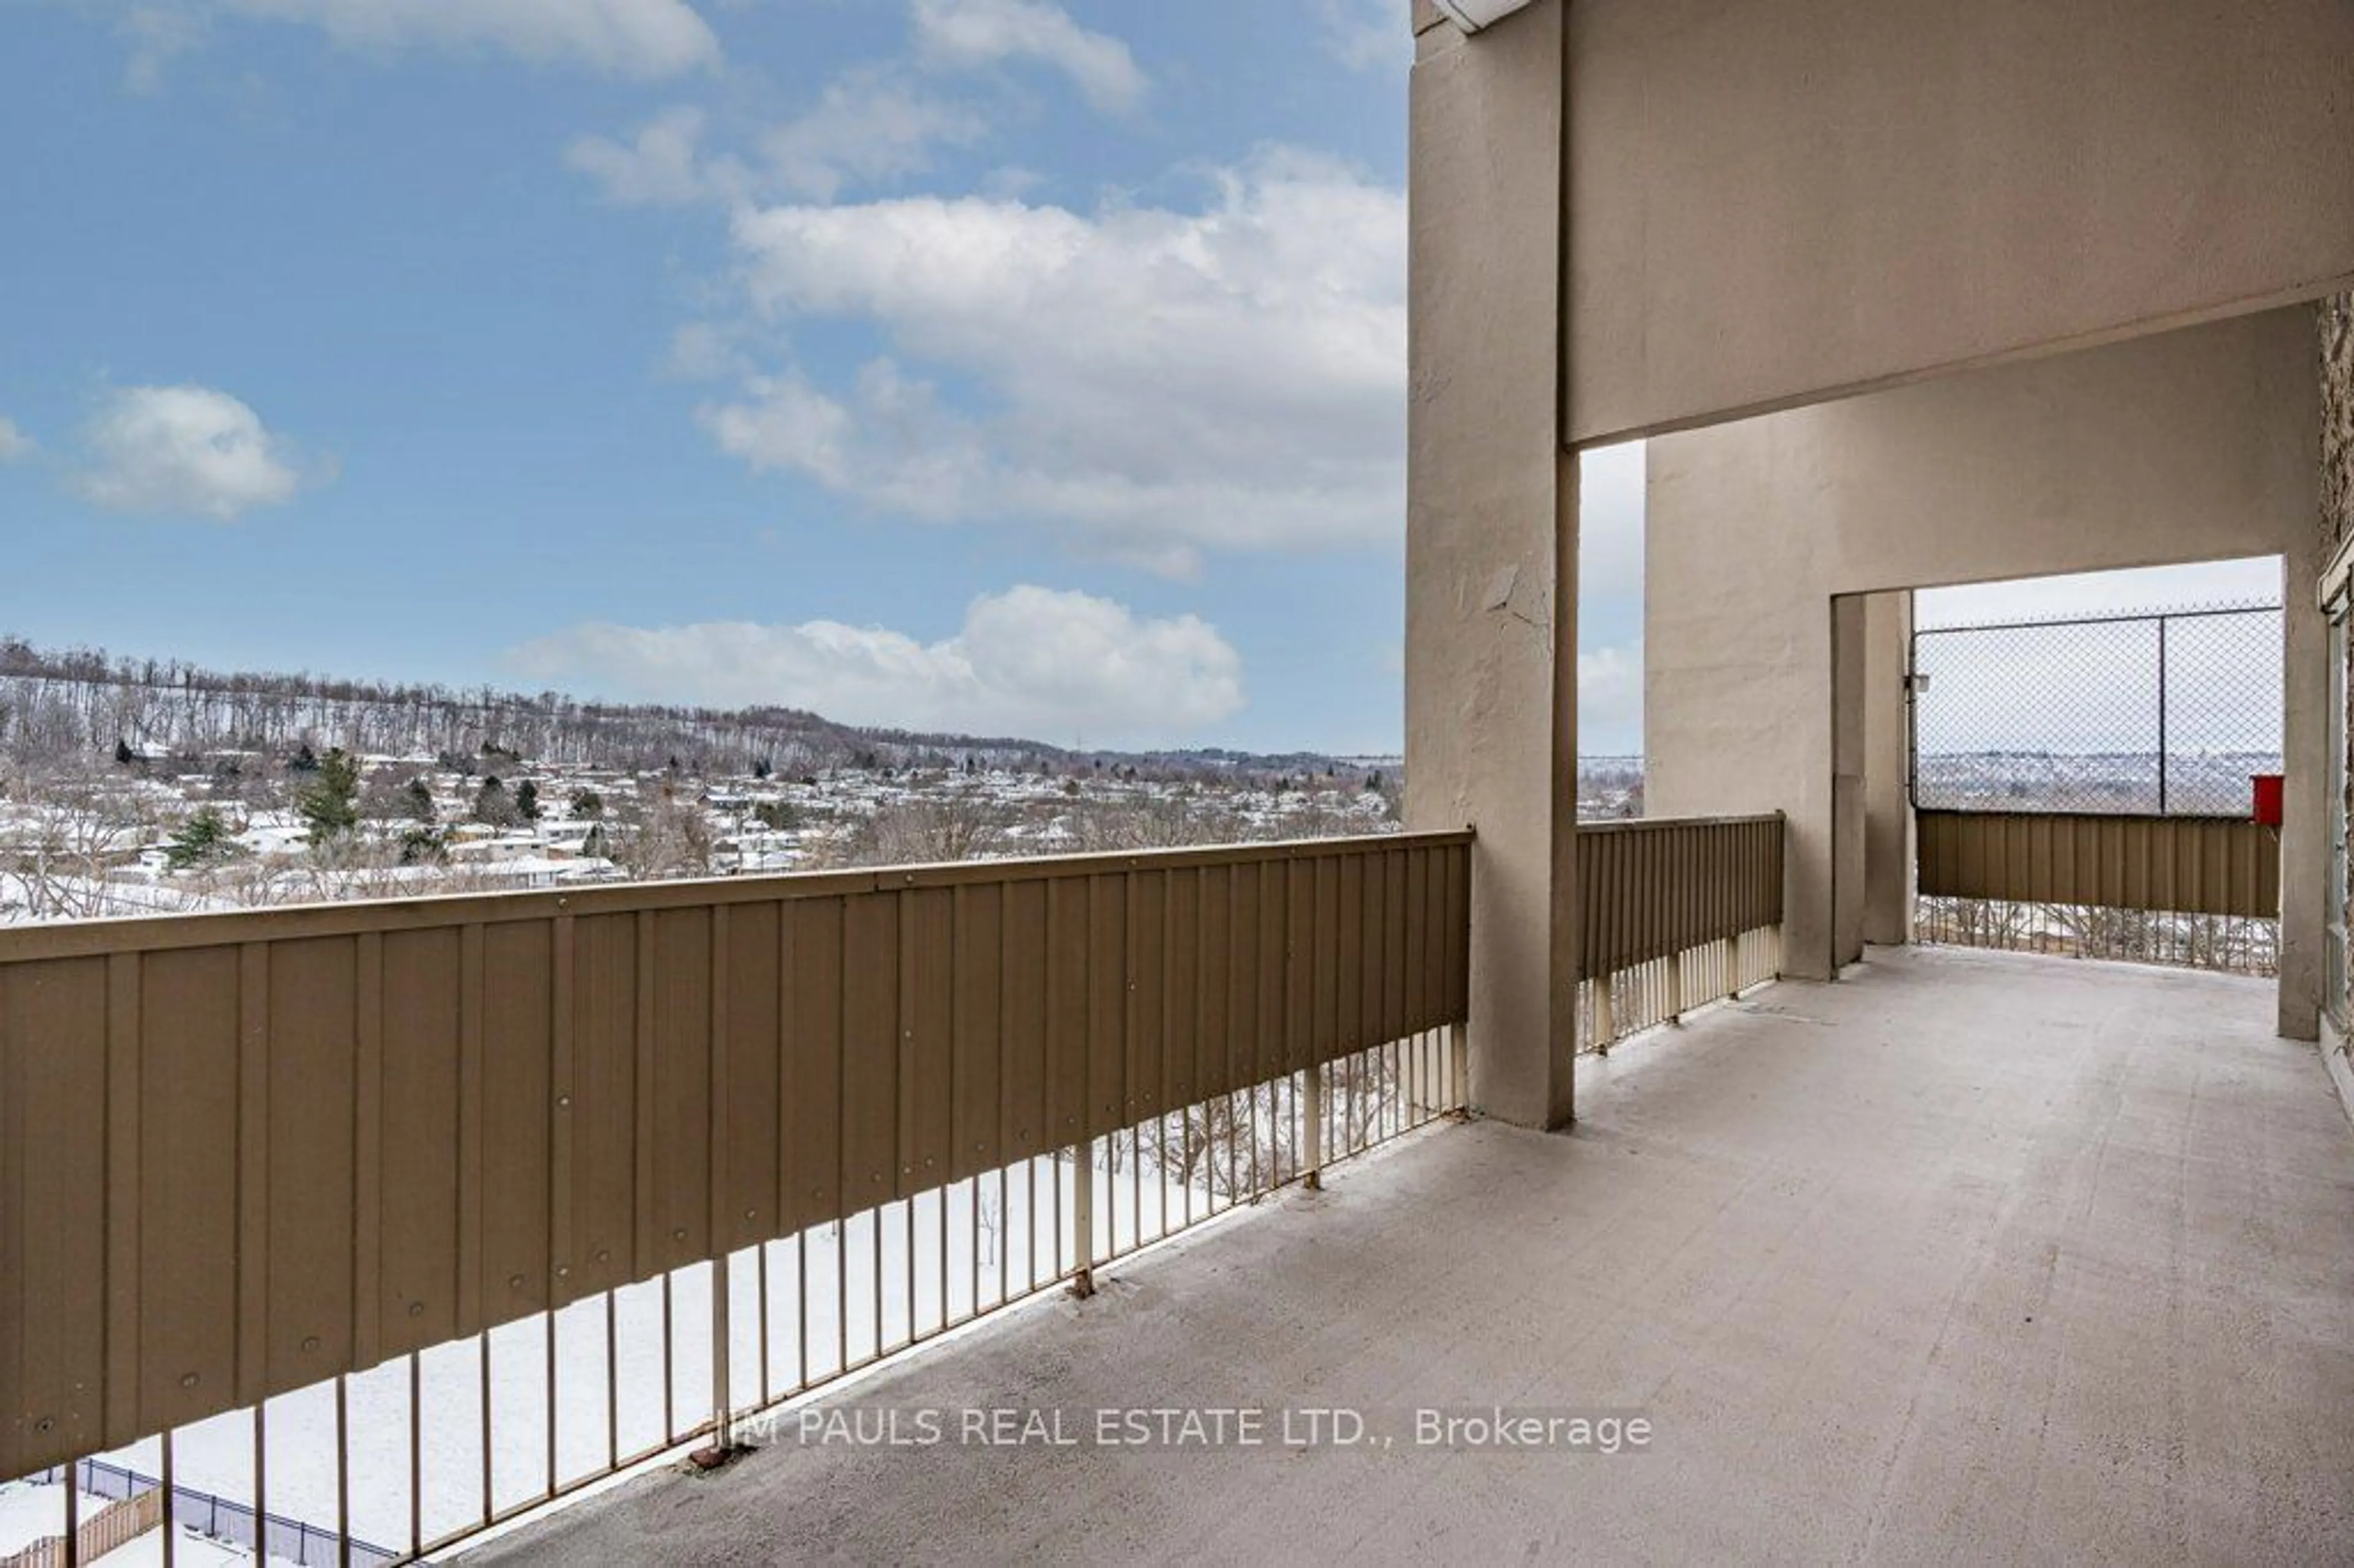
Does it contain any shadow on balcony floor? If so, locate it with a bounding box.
[462,945,2354,1565]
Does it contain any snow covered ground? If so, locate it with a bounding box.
[0,1482,245,1567]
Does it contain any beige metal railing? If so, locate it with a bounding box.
[1916,809,2282,974]
[0,832,1471,1562]
[1575,815,1785,1054]
[1916,810,2280,916]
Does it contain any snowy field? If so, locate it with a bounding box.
[15,1125,1315,1562]
[0,1482,245,1566]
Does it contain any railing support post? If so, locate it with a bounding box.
[1592,975,1615,1056]
[709,1251,733,1455]
[1448,1022,1469,1111]
[1302,1064,1324,1191]
[1068,1143,1096,1300]
[1718,937,1735,1001]
[1667,950,1685,1024]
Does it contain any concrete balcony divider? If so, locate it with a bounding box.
[0,831,1472,1517]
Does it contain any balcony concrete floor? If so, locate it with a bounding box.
[465,945,2354,1565]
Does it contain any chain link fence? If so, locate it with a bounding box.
[1911,603,2284,815]
[25,1456,400,1567]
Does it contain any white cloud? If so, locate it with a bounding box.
[118,4,210,91]
[72,384,320,520]
[571,74,986,208]
[567,107,729,207]
[0,417,34,463]
[761,69,989,202]
[1577,641,1645,756]
[1577,437,1646,601]
[910,0,1146,112]
[211,0,720,77]
[1916,559,2285,628]
[704,151,1407,575]
[509,586,1244,744]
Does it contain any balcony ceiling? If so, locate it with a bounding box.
[463,946,2354,1564]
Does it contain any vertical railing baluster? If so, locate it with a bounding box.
[159,1431,178,1568]
[1450,1021,1468,1111]
[756,1243,771,1408]
[160,1430,177,1568]
[710,1252,732,1453]
[788,1236,806,1397]
[409,1352,423,1560]
[543,1310,557,1504]
[659,1273,676,1444]
[1070,1138,1095,1298]
[602,1292,617,1475]
[1302,1060,1324,1190]
[478,1333,493,1526]
[337,1373,352,1567]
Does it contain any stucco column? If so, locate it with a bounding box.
[1829,596,1868,970]
[1864,590,1917,946]
[1404,1,1580,1129]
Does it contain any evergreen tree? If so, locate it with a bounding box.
[398,825,446,866]
[405,777,435,822]
[297,748,360,839]
[165,807,232,870]
[515,779,541,821]
[289,744,320,774]
[113,737,135,767]
[570,788,606,819]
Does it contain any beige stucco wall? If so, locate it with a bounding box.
[1862,592,1916,948]
[1404,1,1579,1128]
[1647,309,2327,1038]
[1564,0,2354,445]
[1404,2,2346,1112]
[2325,295,2354,1038]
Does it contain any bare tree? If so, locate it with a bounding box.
[0,764,158,921]
[830,794,1011,868]
[608,784,714,881]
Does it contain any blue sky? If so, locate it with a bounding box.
[4,0,1582,756]
[4,2,2270,763]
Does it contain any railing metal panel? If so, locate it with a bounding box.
[0,831,1472,1480]
[1575,815,1786,980]
[1916,810,2280,918]
[1572,814,1786,1057]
